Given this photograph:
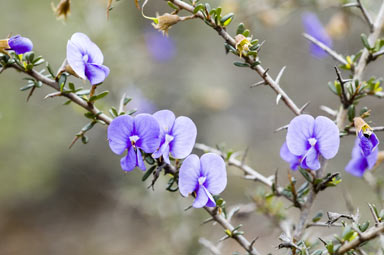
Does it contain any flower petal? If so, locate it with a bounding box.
[178,154,200,197]
[366,146,378,170]
[202,186,216,207]
[280,142,301,170]
[345,155,367,177]
[68,33,104,64]
[120,146,137,172]
[153,110,176,138]
[200,153,227,195]
[66,39,86,79]
[170,116,197,159]
[314,116,340,159]
[8,35,33,54]
[301,146,320,170]
[85,63,110,85]
[286,115,315,156]
[192,185,208,208]
[134,114,161,153]
[370,133,380,151]
[107,115,133,155]
[136,149,146,171]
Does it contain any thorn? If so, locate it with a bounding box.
[368,203,380,226]
[275,66,286,84]
[274,124,288,133]
[263,68,269,78]
[299,101,310,113]
[342,3,359,7]
[26,86,36,102]
[68,135,80,149]
[240,147,249,167]
[320,105,338,117]
[184,205,193,211]
[276,94,282,105]
[44,91,62,99]
[250,80,265,87]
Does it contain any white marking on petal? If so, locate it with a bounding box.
[308,138,317,147]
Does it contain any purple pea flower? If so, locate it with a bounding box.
[145,30,176,62]
[66,32,110,85]
[107,114,160,172]
[345,131,379,177]
[280,142,301,171]
[152,110,197,164]
[179,153,227,208]
[8,35,33,54]
[302,12,333,58]
[281,114,340,171]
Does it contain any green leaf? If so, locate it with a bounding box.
[68,82,75,92]
[167,1,178,9]
[124,97,132,105]
[361,33,372,50]
[142,165,156,181]
[242,29,250,37]
[109,107,118,118]
[233,62,249,67]
[348,104,355,122]
[193,3,205,14]
[58,74,67,92]
[89,90,109,102]
[220,13,234,26]
[250,61,260,67]
[81,122,96,132]
[76,89,91,96]
[359,221,369,232]
[299,168,313,182]
[81,135,89,144]
[312,211,323,223]
[236,23,245,35]
[20,83,35,91]
[46,62,55,78]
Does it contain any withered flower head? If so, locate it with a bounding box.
[52,0,71,20]
[354,117,373,137]
[152,13,181,36]
[235,34,251,57]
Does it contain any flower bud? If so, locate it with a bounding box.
[7,35,33,54]
[152,13,181,36]
[52,0,71,20]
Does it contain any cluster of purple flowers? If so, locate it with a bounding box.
[345,129,379,177]
[280,114,340,171]
[107,110,227,208]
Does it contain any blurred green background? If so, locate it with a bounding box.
[1,0,384,254]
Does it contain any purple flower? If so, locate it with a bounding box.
[145,30,176,62]
[302,12,333,58]
[345,131,379,177]
[179,153,227,208]
[281,115,340,171]
[66,32,110,85]
[8,35,33,54]
[280,142,301,170]
[107,114,160,172]
[152,110,197,164]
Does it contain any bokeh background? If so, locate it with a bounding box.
[1,0,384,254]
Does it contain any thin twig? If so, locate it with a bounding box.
[303,33,348,65]
[167,0,301,116]
[356,0,374,32]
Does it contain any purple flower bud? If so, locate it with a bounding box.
[345,131,379,177]
[145,30,176,62]
[179,153,227,208]
[66,32,110,85]
[152,110,197,164]
[8,35,33,54]
[281,114,340,171]
[302,12,333,58]
[107,114,160,172]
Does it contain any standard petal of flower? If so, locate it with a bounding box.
[170,116,197,159]
[85,63,110,85]
[192,185,209,208]
[8,35,33,54]
[69,32,92,55]
[200,153,227,195]
[134,114,161,153]
[153,110,176,135]
[286,115,315,156]
[301,146,320,170]
[280,142,301,170]
[136,149,146,171]
[66,40,86,79]
[120,146,137,171]
[345,156,367,177]
[107,115,134,155]
[314,116,340,159]
[179,154,200,197]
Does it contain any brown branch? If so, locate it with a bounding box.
[166,0,301,116]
